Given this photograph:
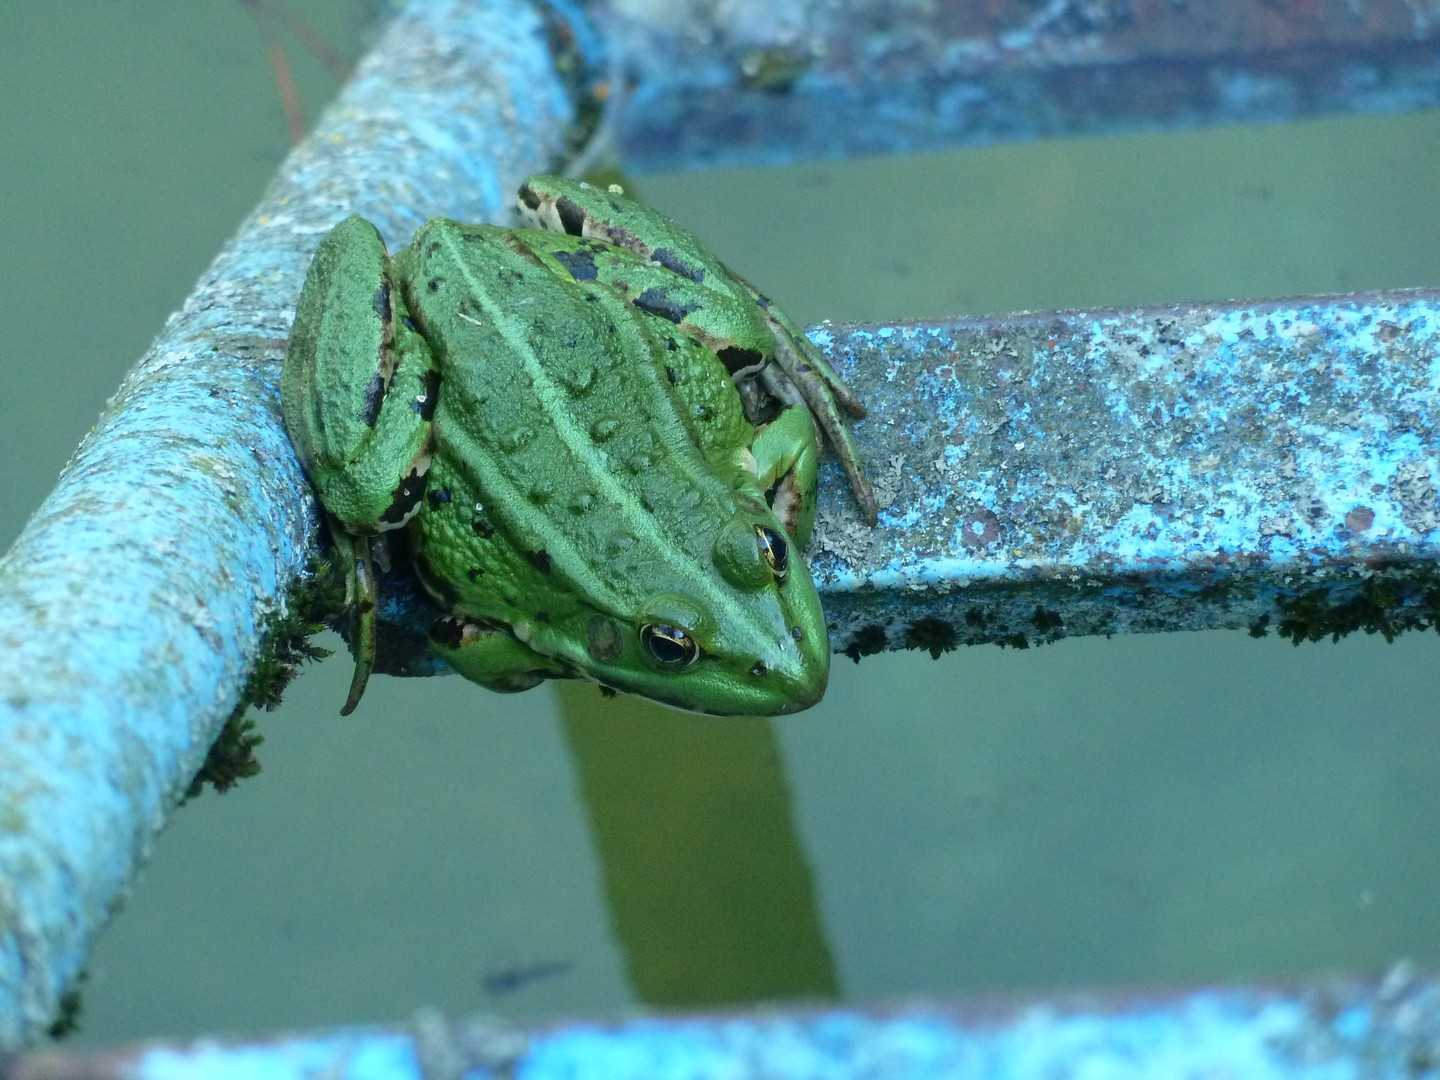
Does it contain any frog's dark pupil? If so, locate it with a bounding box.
[641,624,698,669]
[756,527,789,580]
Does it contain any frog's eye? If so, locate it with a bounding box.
[640,623,700,671]
[755,526,789,583]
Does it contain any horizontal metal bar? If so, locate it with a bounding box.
[609,0,1440,171]
[809,288,1440,658]
[0,0,579,1054]
[8,969,1437,1080]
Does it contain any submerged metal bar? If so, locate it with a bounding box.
[9,970,1439,1080]
[0,0,580,1053]
[609,0,1440,172]
[808,289,1440,657]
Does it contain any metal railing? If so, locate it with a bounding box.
[2,0,1438,1061]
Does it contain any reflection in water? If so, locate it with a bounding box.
[556,682,838,1007]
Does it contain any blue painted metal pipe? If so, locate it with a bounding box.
[0,0,581,1053]
[8,970,1439,1080]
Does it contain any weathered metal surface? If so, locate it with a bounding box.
[808,289,1440,659]
[605,0,1440,171]
[8,970,1439,1080]
[0,0,580,1054]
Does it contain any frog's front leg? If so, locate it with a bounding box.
[281,215,439,713]
[428,617,573,693]
[758,307,879,527]
[751,405,821,548]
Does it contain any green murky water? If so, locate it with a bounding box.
[4,1,1440,1048]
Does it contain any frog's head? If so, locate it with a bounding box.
[551,514,831,716]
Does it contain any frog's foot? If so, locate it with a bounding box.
[340,533,380,716]
[765,330,879,526]
[751,405,820,548]
[429,616,572,693]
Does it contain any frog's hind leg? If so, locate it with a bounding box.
[751,405,821,548]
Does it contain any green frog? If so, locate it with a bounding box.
[281,177,874,716]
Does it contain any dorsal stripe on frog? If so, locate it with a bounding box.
[430,224,777,647]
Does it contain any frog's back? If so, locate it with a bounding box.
[399,220,822,711]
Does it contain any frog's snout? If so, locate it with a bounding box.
[748,632,827,711]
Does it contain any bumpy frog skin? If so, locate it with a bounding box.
[281,178,873,716]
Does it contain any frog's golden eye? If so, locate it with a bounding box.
[640,623,700,671]
[755,526,789,583]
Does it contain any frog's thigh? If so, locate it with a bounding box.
[430,618,570,694]
[751,405,820,548]
[285,217,434,531]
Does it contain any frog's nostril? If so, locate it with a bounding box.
[749,661,768,677]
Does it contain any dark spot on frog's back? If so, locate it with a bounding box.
[427,487,451,510]
[551,248,598,281]
[380,468,426,525]
[360,371,386,427]
[528,549,553,573]
[372,283,392,323]
[634,288,699,324]
[555,196,588,237]
[428,278,442,293]
[651,247,704,283]
[412,368,441,420]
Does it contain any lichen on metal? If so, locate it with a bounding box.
[9,969,1440,1080]
[0,0,581,1053]
[804,288,1440,659]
